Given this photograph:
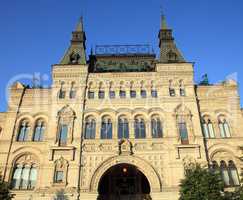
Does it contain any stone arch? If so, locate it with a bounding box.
[90,155,162,193]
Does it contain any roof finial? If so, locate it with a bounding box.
[75,16,84,32]
[160,4,167,29]
[161,14,167,29]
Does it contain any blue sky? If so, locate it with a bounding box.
[0,0,243,111]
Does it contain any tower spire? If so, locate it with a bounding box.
[158,15,185,63]
[60,17,87,65]
[161,15,168,30]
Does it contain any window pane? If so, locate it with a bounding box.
[208,123,215,138]
[151,90,158,98]
[135,119,146,138]
[59,125,68,145]
[59,90,65,99]
[169,88,175,96]
[119,90,126,98]
[141,90,147,98]
[33,126,41,141]
[55,171,64,183]
[29,168,37,189]
[180,88,185,96]
[21,167,30,189]
[203,123,209,138]
[88,91,95,99]
[219,123,226,138]
[230,168,240,186]
[12,166,22,189]
[223,122,231,138]
[179,122,189,144]
[109,91,115,99]
[221,169,230,186]
[69,90,76,99]
[98,91,105,99]
[18,126,26,141]
[118,119,129,139]
[130,90,136,98]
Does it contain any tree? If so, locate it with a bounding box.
[0,175,13,200]
[179,162,224,200]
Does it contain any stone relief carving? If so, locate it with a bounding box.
[118,139,133,155]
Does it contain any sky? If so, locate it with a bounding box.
[0,0,243,111]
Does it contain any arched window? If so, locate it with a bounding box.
[151,116,163,138]
[169,80,175,97]
[118,116,129,139]
[219,117,231,138]
[211,161,219,174]
[84,117,96,139]
[58,124,68,146]
[178,118,189,145]
[179,80,186,96]
[134,116,146,139]
[88,82,95,99]
[17,120,30,142]
[101,116,112,139]
[59,82,66,99]
[32,119,45,142]
[69,82,76,99]
[202,118,215,138]
[228,161,240,186]
[220,161,230,186]
[53,157,68,184]
[98,82,105,99]
[11,154,38,190]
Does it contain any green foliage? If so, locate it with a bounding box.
[179,162,224,200]
[0,175,13,200]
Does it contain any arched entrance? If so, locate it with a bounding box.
[97,164,151,200]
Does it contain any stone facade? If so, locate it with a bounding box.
[0,17,243,200]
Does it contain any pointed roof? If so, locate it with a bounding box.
[60,17,86,65]
[158,15,186,63]
[75,17,84,32]
[161,15,168,29]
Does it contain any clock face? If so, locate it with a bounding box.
[70,52,81,64]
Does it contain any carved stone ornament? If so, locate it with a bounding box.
[118,139,133,155]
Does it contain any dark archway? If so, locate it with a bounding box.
[98,164,151,200]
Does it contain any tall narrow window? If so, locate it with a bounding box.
[58,125,68,146]
[141,90,147,98]
[220,161,230,186]
[33,120,45,141]
[228,161,240,186]
[178,121,189,144]
[202,119,215,138]
[12,165,22,189]
[59,82,66,99]
[69,82,76,99]
[84,118,96,139]
[118,117,129,139]
[134,117,146,139]
[179,80,186,96]
[219,118,231,138]
[29,167,37,189]
[169,80,175,97]
[151,117,163,138]
[17,121,29,142]
[101,117,112,139]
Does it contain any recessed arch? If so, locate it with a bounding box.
[90,155,162,193]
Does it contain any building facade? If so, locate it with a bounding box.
[0,17,243,200]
